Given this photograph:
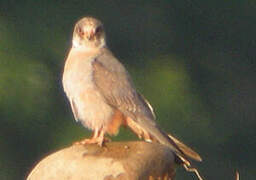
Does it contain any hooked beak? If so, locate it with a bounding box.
[85,29,95,40]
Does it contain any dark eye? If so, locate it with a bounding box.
[77,27,84,36]
[95,26,102,34]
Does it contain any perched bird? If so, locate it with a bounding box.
[62,17,202,164]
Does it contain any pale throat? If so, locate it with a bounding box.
[72,37,106,50]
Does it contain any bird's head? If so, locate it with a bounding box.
[72,17,106,49]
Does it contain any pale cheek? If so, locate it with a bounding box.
[72,38,80,48]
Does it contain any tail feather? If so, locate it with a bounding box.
[134,117,202,164]
[149,127,202,166]
[135,94,202,162]
[135,117,189,158]
[167,134,202,162]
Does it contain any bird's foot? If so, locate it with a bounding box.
[74,137,111,146]
[73,138,103,146]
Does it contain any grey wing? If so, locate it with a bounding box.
[92,52,156,125]
[70,98,79,121]
[92,51,188,160]
[62,90,79,121]
[63,76,79,122]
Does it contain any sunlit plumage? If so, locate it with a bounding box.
[62,17,202,165]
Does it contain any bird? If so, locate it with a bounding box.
[62,16,202,164]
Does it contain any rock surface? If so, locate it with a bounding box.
[27,141,176,180]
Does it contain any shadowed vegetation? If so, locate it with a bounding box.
[0,0,255,179]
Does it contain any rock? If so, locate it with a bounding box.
[27,141,176,180]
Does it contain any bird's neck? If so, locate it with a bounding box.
[72,43,106,52]
[70,45,107,59]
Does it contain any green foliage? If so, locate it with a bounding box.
[0,0,255,179]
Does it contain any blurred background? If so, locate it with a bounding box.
[0,0,255,179]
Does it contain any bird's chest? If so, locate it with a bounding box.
[62,50,114,128]
[63,55,96,97]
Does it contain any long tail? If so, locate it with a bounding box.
[130,116,202,164]
[167,134,202,162]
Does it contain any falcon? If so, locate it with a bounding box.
[62,17,202,164]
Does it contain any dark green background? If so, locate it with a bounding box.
[0,0,255,179]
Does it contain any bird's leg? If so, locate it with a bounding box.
[88,127,111,146]
[96,128,105,146]
[74,127,109,146]
[73,128,98,145]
